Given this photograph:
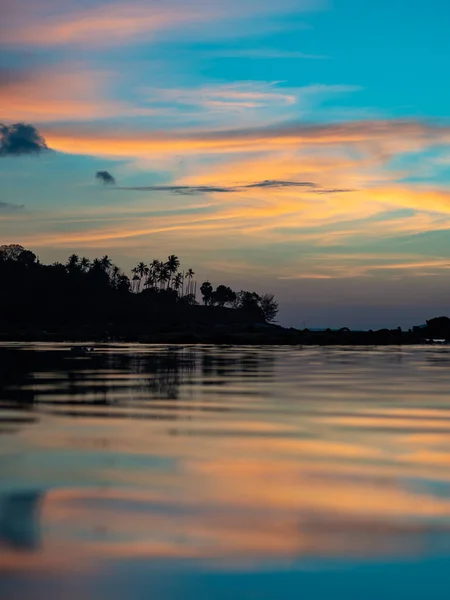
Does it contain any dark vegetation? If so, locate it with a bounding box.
[1,243,449,345]
[0,244,279,342]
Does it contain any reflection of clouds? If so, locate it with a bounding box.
[3,463,450,575]
[3,347,450,575]
[0,491,42,550]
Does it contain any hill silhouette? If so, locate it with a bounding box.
[1,244,448,345]
[0,244,279,343]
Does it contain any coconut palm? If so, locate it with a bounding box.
[185,268,195,295]
[89,257,110,289]
[166,255,180,274]
[173,273,184,295]
[91,258,102,270]
[100,255,112,273]
[111,265,121,287]
[66,254,80,273]
[131,262,148,292]
[165,255,180,289]
[148,260,161,289]
[150,259,160,272]
[136,261,149,292]
[131,273,140,293]
[157,264,170,289]
[131,266,139,290]
[80,257,90,272]
[137,262,148,279]
[144,270,156,289]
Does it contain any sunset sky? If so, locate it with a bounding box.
[1,0,450,328]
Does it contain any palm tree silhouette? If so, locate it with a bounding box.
[173,273,184,295]
[166,255,180,274]
[135,262,149,292]
[80,257,90,272]
[131,273,140,293]
[158,264,170,289]
[165,255,180,289]
[146,259,160,289]
[100,255,112,273]
[66,254,80,273]
[111,265,121,287]
[185,268,195,295]
[137,262,148,279]
[91,258,102,270]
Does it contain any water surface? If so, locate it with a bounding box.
[1,344,450,598]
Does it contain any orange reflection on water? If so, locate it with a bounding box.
[2,346,450,575]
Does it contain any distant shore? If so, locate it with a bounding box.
[3,244,449,346]
[0,322,446,345]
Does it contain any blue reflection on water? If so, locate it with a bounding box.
[1,344,450,599]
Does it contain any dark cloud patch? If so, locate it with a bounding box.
[0,122,49,156]
[0,201,24,211]
[96,170,116,185]
[118,180,319,195]
[119,184,235,195]
[244,180,316,189]
[174,186,235,195]
[312,188,354,194]
[103,175,353,196]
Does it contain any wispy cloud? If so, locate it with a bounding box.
[41,118,450,161]
[118,179,320,194]
[1,72,359,127]
[1,0,326,48]
[278,255,450,280]
[0,65,159,123]
[139,82,361,128]
[212,49,328,60]
[147,82,298,111]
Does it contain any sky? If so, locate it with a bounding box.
[1,0,450,329]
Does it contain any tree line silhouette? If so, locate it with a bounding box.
[0,244,278,339]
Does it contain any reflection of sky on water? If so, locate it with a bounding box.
[2,344,450,597]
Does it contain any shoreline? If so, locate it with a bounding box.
[0,328,442,346]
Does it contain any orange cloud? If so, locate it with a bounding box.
[3,112,450,282]
[7,180,450,262]
[42,119,450,159]
[0,66,157,122]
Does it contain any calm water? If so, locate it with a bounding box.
[1,343,450,599]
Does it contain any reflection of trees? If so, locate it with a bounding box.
[0,348,36,406]
[139,351,197,400]
[200,349,275,379]
[0,491,42,550]
[0,346,276,423]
